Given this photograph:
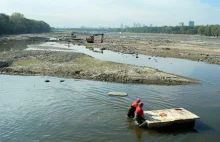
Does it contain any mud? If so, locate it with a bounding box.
[0,50,199,85]
[85,33,220,65]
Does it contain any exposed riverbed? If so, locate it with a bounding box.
[0,34,220,142]
[0,42,199,85]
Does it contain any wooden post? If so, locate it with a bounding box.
[101,34,103,43]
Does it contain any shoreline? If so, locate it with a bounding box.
[0,32,219,65]
[87,33,220,65]
[0,50,199,85]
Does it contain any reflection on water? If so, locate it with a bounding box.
[27,42,220,85]
[0,38,45,52]
[1,40,220,141]
[0,74,220,142]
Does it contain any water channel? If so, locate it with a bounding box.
[0,40,220,142]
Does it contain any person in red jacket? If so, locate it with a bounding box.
[135,102,145,125]
[127,98,141,118]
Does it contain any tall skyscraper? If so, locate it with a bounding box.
[133,22,136,27]
[189,21,194,27]
[121,22,123,29]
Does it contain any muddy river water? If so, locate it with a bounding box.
[0,41,220,142]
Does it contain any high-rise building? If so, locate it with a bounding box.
[137,23,141,27]
[189,21,194,27]
[179,22,184,26]
[133,22,136,27]
[121,22,123,29]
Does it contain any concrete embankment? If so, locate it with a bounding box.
[0,50,199,85]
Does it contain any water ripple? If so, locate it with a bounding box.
[0,74,220,142]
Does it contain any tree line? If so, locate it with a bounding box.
[0,13,50,35]
[109,25,220,37]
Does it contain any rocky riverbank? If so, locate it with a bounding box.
[1,32,219,65]
[85,33,220,65]
[0,50,199,85]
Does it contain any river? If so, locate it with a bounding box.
[0,41,220,142]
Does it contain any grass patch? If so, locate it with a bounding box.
[11,58,40,66]
[86,46,94,51]
[73,56,129,70]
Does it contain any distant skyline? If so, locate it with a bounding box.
[1,0,220,28]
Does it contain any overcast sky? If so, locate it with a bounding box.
[1,0,220,28]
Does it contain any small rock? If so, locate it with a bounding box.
[163,48,170,50]
[60,80,65,82]
[45,80,50,83]
[108,92,128,97]
[75,70,81,74]
[100,47,106,50]
[0,61,10,68]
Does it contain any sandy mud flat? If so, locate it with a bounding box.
[1,32,219,65]
[0,50,198,85]
[86,33,220,65]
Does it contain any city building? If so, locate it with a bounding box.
[179,22,184,26]
[189,21,194,27]
[120,22,123,29]
[133,22,137,27]
[136,23,141,27]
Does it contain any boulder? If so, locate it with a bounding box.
[44,80,50,83]
[0,61,10,68]
[108,92,128,97]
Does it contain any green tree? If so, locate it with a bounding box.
[108,25,220,37]
[204,25,211,36]
[210,25,220,37]
[10,12,24,20]
[0,13,11,35]
[0,12,50,35]
[198,26,205,35]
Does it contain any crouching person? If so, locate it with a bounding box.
[135,102,146,126]
[127,98,141,118]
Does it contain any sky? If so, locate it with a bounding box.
[1,0,220,28]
